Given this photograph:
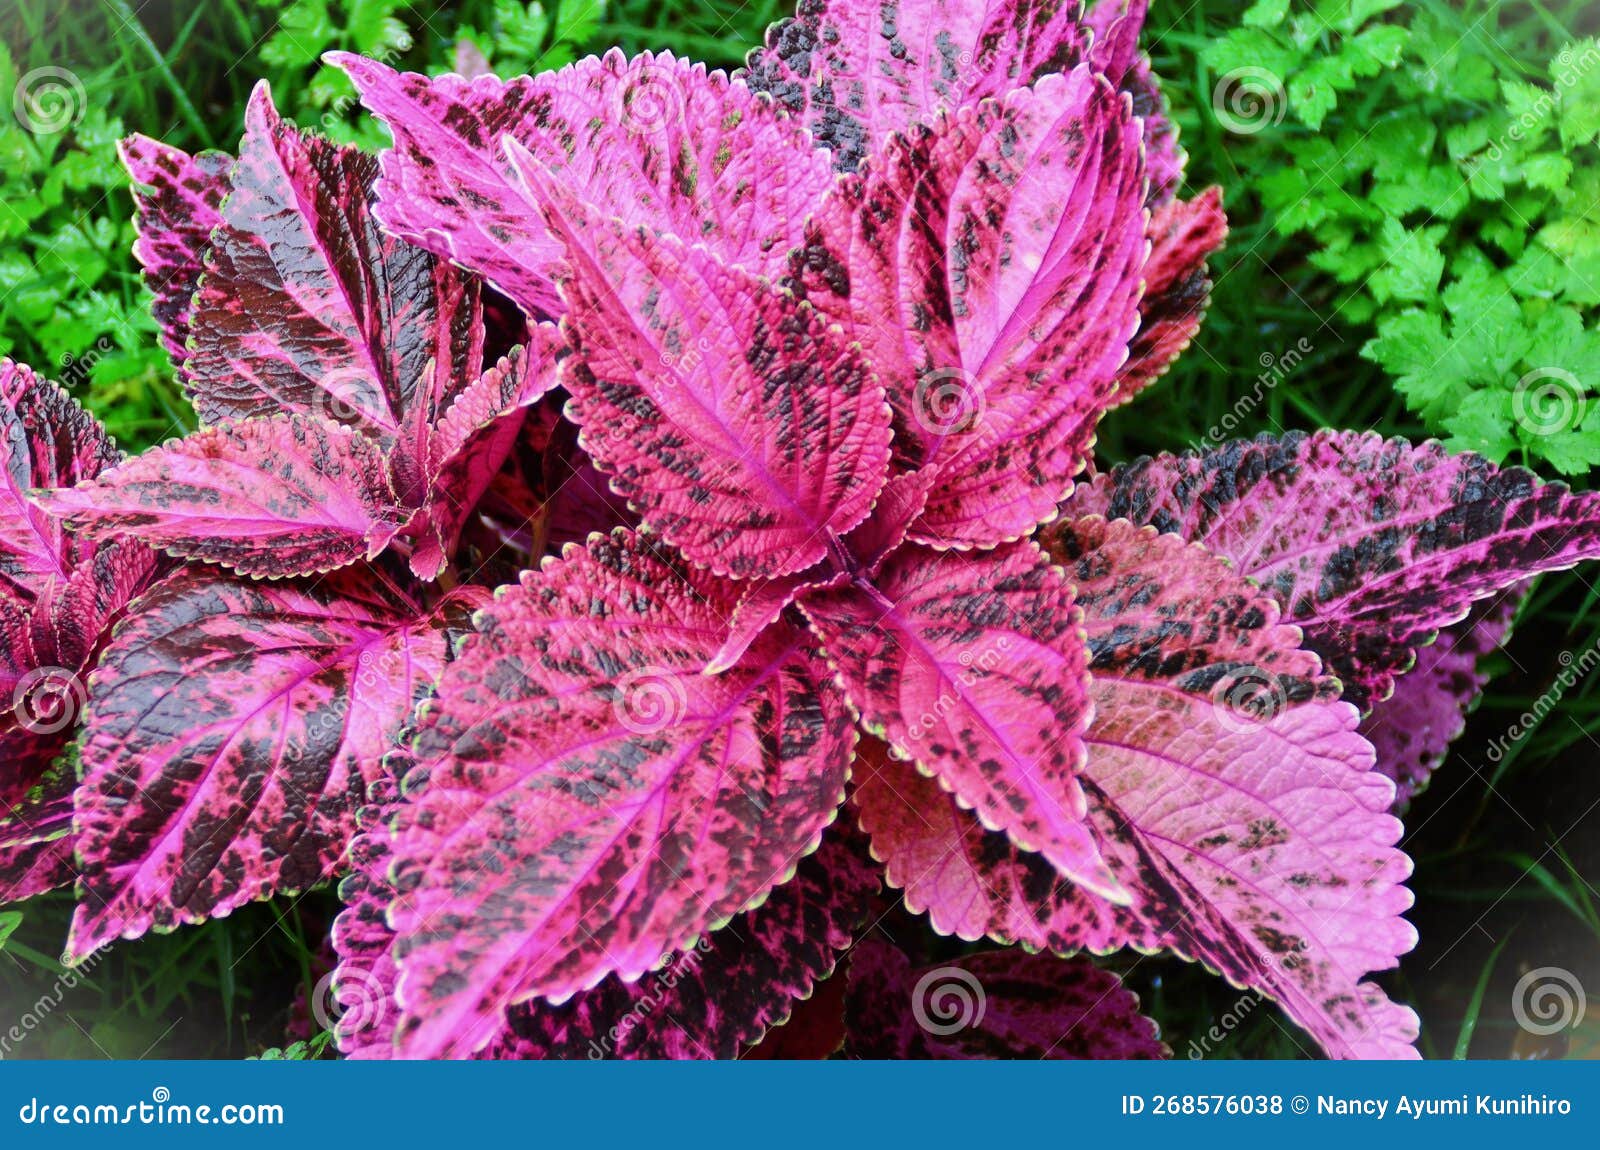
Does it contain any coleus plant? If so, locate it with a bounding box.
[12,0,1600,1062]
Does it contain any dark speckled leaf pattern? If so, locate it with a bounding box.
[744,0,1091,173]
[1,359,121,603]
[541,215,892,580]
[797,539,1120,902]
[843,937,1164,1058]
[861,519,1420,1059]
[67,567,470,959]
[1084,0,1185,206]
[470,826,879,1059]
[38,416,405,579]
[0,758,76,903]
[790,69,1146,546]
[120,135,232,371]
[184,85,483,451]
[334,49,834,319]
[368,531,854,1059]
[1060,430,1600,711]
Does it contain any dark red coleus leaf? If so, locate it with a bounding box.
[1059,431,1600,711]
[843,937,1165,1059]
[120,134,232,371]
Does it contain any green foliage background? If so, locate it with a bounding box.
[2,0,1599,1060]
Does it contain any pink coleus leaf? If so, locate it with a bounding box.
[332,49,834,318]
[184,84,483,449]
[0,359,121,602]
[543,215,892,579]
[67,566,471,960]
[797,539,1122,902]
[1114,188,1227,406]
[471,826,881,1060]
[1361,588,1525,811]
[1061,431,1600,710]
[792,68,1146,546]
[863,518,1419,1059]
[843,937,1165,1059]
[37,416,405,579]
[367,530,854,1059]
[744,0,1091,173]
[401,338,561,580]
[120,134,232,370]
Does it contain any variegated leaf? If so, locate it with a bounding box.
[1,359,120,602]
[544,215,892,580]
[120,134,232,370]
[1060,431,1600,710]
[744,0,1091,173]
[368,531,854,1058]
[333,49,833,318]
[797,539,1120,901]
[38,416,405,579]
[184,84,483,451]
[791,69,1146,546]
[861,518,1420,1059]
[67,567,472,959]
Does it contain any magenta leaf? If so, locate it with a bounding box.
[0,359,121,602]
[38,416,405,578]
[1115,189,1227,406]
[745,0,1090,172]
[67,566,471,959]
[843,938,1165,1059]
[364,530,854,1058]
[1061,431,1600,710]
[864,519,1420,1059]
[1361,589,1525,810]
[333,49,833,318]
[543,216,892,579]
[797,540,1121,902]
[184,84,484,449]
[1085,0,1185,205]
[472,827,880,1059]
[792,69,1146,546]
[120,134,232,370]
